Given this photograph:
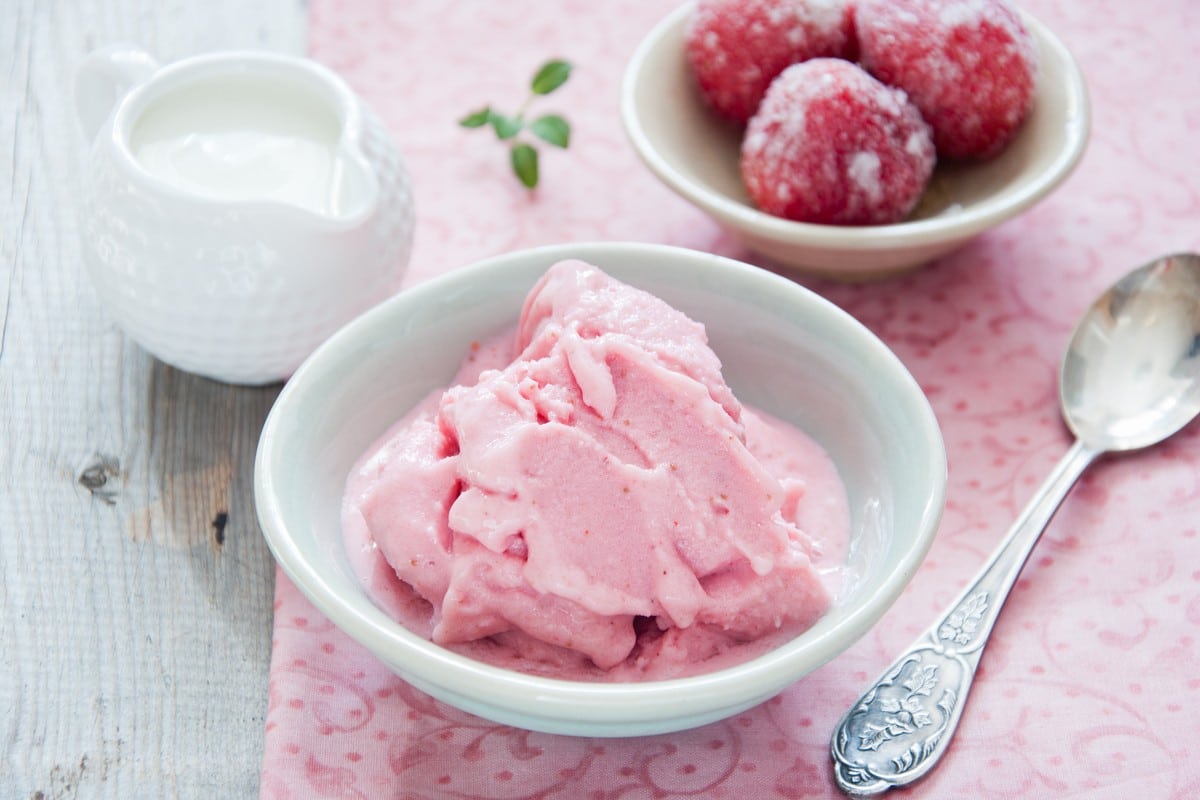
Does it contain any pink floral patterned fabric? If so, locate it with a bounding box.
[261,1,1200,797]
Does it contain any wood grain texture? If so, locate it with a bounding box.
[2,2,307,796]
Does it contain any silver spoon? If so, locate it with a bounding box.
[831,253,1200,795]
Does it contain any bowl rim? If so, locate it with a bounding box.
[619,2,1092,252]
[254,241,948,731]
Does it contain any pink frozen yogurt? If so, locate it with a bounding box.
[342,261,849,681]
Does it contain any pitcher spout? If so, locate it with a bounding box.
[322,140,379,223]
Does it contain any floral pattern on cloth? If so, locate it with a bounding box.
[261,0,1200,797]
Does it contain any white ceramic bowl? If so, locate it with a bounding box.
[621,3,1090,280]
[255,242,947,736]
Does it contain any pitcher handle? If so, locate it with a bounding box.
[75,45,160,142]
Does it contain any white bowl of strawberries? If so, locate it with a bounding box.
[621,0,1090,280]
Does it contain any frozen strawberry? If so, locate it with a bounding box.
[855,0,1037,159]
[741,59,935,225]
[685,0,857,124]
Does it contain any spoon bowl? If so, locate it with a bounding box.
[1061,253,1200,451]
[833,252,1200,795]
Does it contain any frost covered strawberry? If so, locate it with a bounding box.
[741,59,935,225]
[685,0,857,124]
[855,0,1037,159]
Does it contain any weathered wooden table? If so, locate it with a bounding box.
[3,2,306,795]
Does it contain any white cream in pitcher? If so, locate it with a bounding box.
[130,78,361,216]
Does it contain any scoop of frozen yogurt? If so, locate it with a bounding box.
[344,260,840,677]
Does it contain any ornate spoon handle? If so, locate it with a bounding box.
[831,439,1100,795]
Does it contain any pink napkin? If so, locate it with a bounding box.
[260,1,1200,797]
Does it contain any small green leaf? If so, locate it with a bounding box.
[490,112,523,140]
[530,114,570,148]
[458,106,492,128]
[510,143,539,188]
[530,60,572,95]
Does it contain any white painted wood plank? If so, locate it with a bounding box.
[2,1,307,796]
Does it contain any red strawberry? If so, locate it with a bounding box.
[685,0,857,124]
[741,59,936,225]
[855,0,1038,159]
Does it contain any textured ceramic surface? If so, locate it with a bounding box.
[621,3,1090,280]
[254,242,947,737]
[76,46,414,384]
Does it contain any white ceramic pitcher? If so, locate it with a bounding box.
[75,45,415,385]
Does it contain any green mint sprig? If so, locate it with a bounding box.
[459,59,573,189]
